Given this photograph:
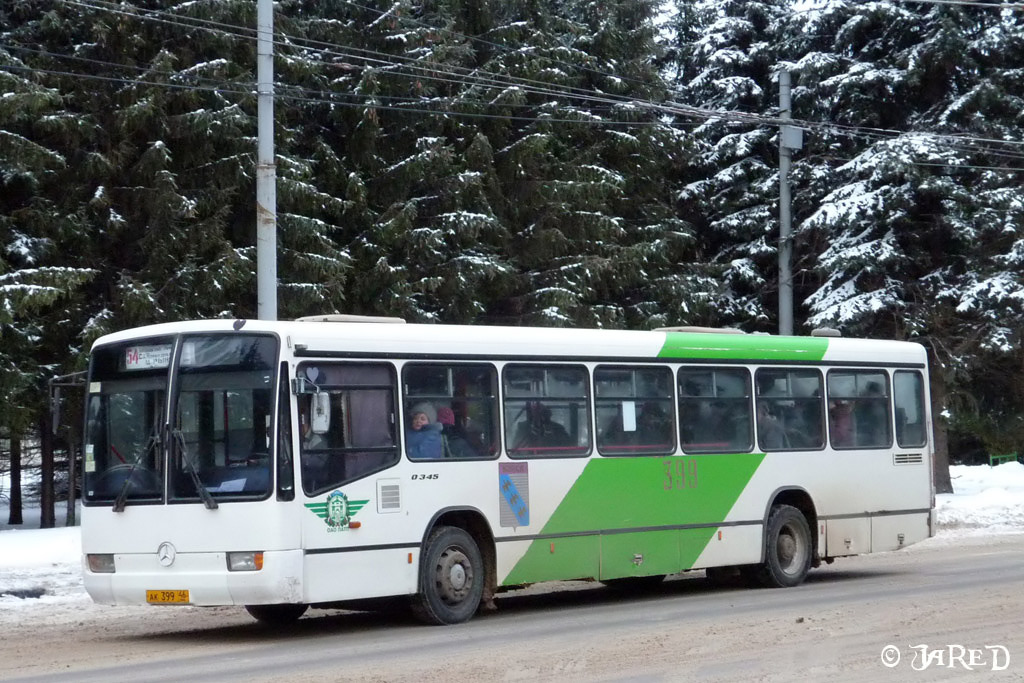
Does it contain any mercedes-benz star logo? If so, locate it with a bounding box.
[157,542,177,567]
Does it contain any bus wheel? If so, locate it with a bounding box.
[753,504,812,588]
[704,566,743,586]
[602,575,666,592]
[245,603,308,624]
[412,526,484,625]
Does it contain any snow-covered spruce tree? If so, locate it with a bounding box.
[746,0,1023,483]
[286,0,514,322]
[660,0,792,330]
[4,0,355,334]
[1,6,96,448]
[781,2,1024,462]
[452,0,708,329]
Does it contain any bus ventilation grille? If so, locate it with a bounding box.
[378,482,402,512]
[893,453,923,465]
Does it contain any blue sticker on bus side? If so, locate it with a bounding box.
[499,462,529,528]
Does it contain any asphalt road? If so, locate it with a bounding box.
[5,532,1024,682]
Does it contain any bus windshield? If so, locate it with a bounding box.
[83,334,280,505]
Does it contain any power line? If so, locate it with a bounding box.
[63,0,650,114]
[15,0,1024,165]
[799,0,1024,12]
[891,0,1024,10]
[0,63,671,127]
[60,0,1024,152]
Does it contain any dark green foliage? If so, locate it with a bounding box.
[1,0,1022,472]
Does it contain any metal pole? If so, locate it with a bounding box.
[65,438,77,527]
[778,70,794,336]
[256,0,277,320]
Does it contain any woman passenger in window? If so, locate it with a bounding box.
[406,402,443,459]
[437,406,476,458]
[829,400,855,448]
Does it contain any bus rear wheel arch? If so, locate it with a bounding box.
[751,504,813,588]
[412,525,485,625]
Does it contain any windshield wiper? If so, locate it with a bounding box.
[172,428,219,510]
[112,427,162,513]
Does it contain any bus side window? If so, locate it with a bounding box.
[754,368,824,452]
[504,364,590,458]
[594,365,675,456]
[678,367,753,453]
[827,370,892,450]
[894,370,927,447]
[296,362,399,496]
[402,363,500,460]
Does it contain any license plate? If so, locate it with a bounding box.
[146,589,190,604]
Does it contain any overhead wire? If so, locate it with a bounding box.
[0,63,673,127]
[62,0,661,116]
[57,0,1021,144]
[5,0,1023,169]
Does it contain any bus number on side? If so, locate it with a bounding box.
[663,459,697,490]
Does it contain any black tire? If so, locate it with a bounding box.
[751,504,812,588]
[411,526,485,625]
[245,603,308,624]
[704,566,742,586]
[602,575,666,592]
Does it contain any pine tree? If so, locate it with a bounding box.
[662,0,791,329]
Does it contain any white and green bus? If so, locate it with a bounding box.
[81,317,934,624]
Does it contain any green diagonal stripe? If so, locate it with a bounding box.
[502,452,764,585]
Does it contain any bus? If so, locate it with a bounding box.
[80,317,935,624]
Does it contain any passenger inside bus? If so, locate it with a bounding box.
[436,406,476,458]
[757,401,789,450]
[513,401,572,451]
[829,400,855,448]
[855,381,889,446]
[601,402,672,451]
[636,402,672,446]
[406,402,443,459]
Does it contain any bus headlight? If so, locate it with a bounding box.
[227,551,264,571]
[87,554,116,573]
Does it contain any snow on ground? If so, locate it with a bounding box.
[0,463,1022,616]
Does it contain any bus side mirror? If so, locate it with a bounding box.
[311,392,331,434]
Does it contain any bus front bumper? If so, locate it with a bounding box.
[82,549,304,607]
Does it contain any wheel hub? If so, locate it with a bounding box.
[436,548,472,604]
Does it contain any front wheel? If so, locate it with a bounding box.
[751,504,812,588]
[245,603,308,624]
[411,526,485,625]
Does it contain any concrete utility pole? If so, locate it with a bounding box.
[256,0,277,320]
[777,70,802,336]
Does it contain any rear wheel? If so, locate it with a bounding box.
[751,504,812,588]
[244,603,308,624]
[411,526,484,625]
[602,575,666,592]
[704,566,742,586]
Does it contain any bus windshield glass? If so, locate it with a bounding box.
[83,333,280,505]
